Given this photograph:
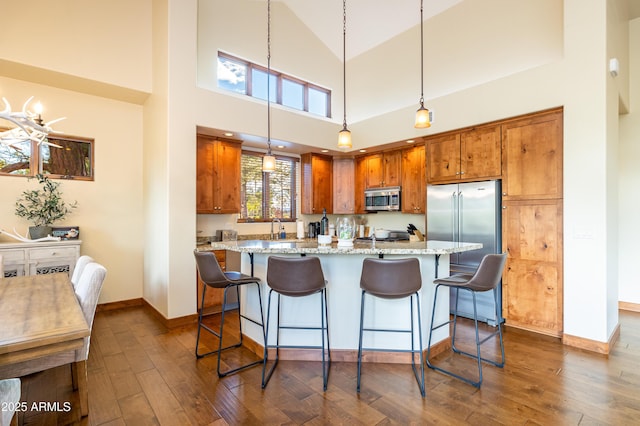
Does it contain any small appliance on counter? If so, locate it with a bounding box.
[216,229,238,241]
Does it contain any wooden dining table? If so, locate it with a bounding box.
[0,272,90,416]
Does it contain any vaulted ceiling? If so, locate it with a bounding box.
[275,0,463,60]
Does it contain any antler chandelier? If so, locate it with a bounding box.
[0,96,65,148]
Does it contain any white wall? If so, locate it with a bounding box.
[0,77,145,304]
[0,0,152,93]
[618,17,640,304]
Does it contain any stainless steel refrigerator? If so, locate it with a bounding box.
[426,180,502,326]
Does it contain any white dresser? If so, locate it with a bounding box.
[0,240,82,278]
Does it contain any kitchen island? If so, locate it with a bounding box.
[200,239,482,363]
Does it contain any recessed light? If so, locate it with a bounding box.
[321,149,329,153]
[359,149,367,153]
[223,132,233,137]
[277,145,285,149]
[406,139,415,144]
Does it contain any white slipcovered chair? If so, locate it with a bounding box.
[0,378,20,426]
[71,255,95,288]
[0,262,106,417]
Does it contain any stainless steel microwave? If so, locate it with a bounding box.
[364,186,401,211]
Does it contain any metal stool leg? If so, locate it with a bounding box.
[262,289,330,390]
[410,293,426,396]
[261,290,280,388]
[356,289,366,393]
[320,288,330,391]
[426,286,505,388]
[195,282,265,378]
[358,290,425,397]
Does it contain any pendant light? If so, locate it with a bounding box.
[415,0,431,129]
[262,0,277,173]
[337,0,352,149]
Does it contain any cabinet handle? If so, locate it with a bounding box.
[503,206,507,209]
[460,171,465,175]
[503,192,507,196]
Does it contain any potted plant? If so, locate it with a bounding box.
[15,174,77,239]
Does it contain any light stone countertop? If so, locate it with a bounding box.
[198,239,482,256]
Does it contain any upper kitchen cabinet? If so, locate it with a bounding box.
[301,153,333,214]
[354,156,367,214]
[362,150,402,189]
[401,144,426,214]
[196,135,242,214]
[502,110,563,200]
[333,157,355,214]
[426,125,502,184]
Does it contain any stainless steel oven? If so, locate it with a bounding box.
[364,186,401,211]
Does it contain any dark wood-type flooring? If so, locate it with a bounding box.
[15,305,640,425]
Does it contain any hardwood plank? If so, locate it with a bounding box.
[136,369,192,426]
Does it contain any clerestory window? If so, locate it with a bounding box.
[217,52,331,119]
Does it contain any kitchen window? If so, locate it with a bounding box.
[0,132,94,180]
[217,52,331,118]
[240,151,297,221]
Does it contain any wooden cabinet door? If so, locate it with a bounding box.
[364,151,401,188]
[502,199,563,336]
[196,137,216,213]
[215,140,242,214]
[365,153,384,188]
[354,156,367,214]
[301,153,333,214]
[461,125,501,180]
[502,111,563,200]
[383,150,402,187]
[401,145,425,213]
[196,136,241,214]
[426,133,461,183]
[333,158,355,214]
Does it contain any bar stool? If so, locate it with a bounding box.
[426,253,507,388]
[261,256,330,390]
[357,257,425,397]
[193,250,265,377]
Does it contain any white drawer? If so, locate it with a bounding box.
[0,249,26,262]
[29,247,78,260]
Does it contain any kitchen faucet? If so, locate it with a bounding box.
[271,218,281,240]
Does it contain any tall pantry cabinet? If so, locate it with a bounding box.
[501,109,563,337]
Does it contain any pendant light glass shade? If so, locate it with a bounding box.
[415,103,431,128]
[338,126,352,149]
[262,153,276,172]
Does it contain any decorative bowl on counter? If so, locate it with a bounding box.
[336,216,356,247]
[374,228,390,239]
[317,234,332,245]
